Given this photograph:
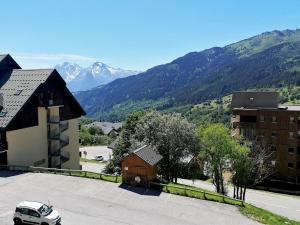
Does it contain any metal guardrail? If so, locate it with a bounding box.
[150,182,244,206]
[0,165,121,183]
[0,165,243,206]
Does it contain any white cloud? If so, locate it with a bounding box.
[11,53,97,69]
[13,53,96,62]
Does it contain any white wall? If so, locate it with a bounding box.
[7,107,48,167]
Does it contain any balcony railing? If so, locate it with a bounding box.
[48,115,60,124]
[50,157,61,168]
[0,142,7,152]
[60,136,69,148]
[61,151,70,163]
[60,120,69,132]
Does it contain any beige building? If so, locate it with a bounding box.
[0,54,85,169]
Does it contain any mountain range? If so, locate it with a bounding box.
[55,62,140,91]
[75,29,300,121]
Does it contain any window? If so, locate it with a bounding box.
[270,145,276,152]
[290,116,295,123]
[288,163,294,169]
[14,89,22,96]
[272,116,277,123]
[289,132,294,139]
[0,111,7,117]
[271,131,276,138]
[260,115,264,122]
[28,209,40,218]
[288,147,294,154]
[18,208,29,215]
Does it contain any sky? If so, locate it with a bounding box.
[0,0,300,71]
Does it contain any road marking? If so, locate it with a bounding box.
[0,210,13,217]
[296,209,300,212]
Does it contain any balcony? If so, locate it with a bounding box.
[0,142,7,152]
[61,151,70,163]
[50,157,61,168]
[47,115,60,124]
[60,120,69,132]
[48,150,60,157]
[60,136,69,148]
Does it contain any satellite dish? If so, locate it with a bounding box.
[135,176,141,183]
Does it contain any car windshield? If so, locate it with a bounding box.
[38,204,52,216]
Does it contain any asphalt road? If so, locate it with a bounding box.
[80,146,112,161]
[178,178,300,222]
[0,172,260,225]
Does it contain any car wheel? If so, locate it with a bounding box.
[41,223,49,225]
[13,218,22,225]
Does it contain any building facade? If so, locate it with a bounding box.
[121,145,163,186]
[0,54,85,169]
[231,92,300,183]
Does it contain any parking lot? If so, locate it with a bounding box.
[0,171,260,225]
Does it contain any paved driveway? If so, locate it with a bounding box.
[80,146,112,161]
[0,172,260,225]
[178,178,300,221]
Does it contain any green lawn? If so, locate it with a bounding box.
[151,182,300,225]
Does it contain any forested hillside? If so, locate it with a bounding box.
[75,29,300,121]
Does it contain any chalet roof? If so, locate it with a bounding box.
[133,145,163,166]
[0,69,54,128]
[85,121,122,135]
[0,54,86,129]
[231,91,279,109]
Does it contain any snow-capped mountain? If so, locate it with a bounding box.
[55,62,140,91]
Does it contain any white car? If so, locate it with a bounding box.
[13,201,61,225]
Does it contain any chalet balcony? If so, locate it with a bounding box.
[60,120,69,132]
[50,157,61,168]
[49,150,60,157]
[61,151,70,163]
[47,115,60,124]
[0,142,8,152]
[60,136,69,148]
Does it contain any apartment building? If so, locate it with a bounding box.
[0,54,85,169]
[231,91,300,184]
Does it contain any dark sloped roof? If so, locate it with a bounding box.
[133,145,163,166]
[0,69,54,128]
[0,54,21,70]
[85,121,122,135]
[231,91,279,109]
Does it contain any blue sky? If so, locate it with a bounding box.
[0,0,299,70]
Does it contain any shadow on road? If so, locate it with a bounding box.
[0,170,26,178]
[118,183,161,196]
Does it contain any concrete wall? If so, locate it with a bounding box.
[61,118,80,170]
[7,107,48,167]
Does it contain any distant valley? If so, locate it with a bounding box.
[74,29,300,121]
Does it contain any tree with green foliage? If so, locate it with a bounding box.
[133,111,198,182]
[231,143,250,200]
[88,126,104,135]
[232,138,274,200]
[104,111,146,174]
[198,124,235,195]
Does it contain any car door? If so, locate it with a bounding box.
[18,208,31,224]
[27,209,41,224]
